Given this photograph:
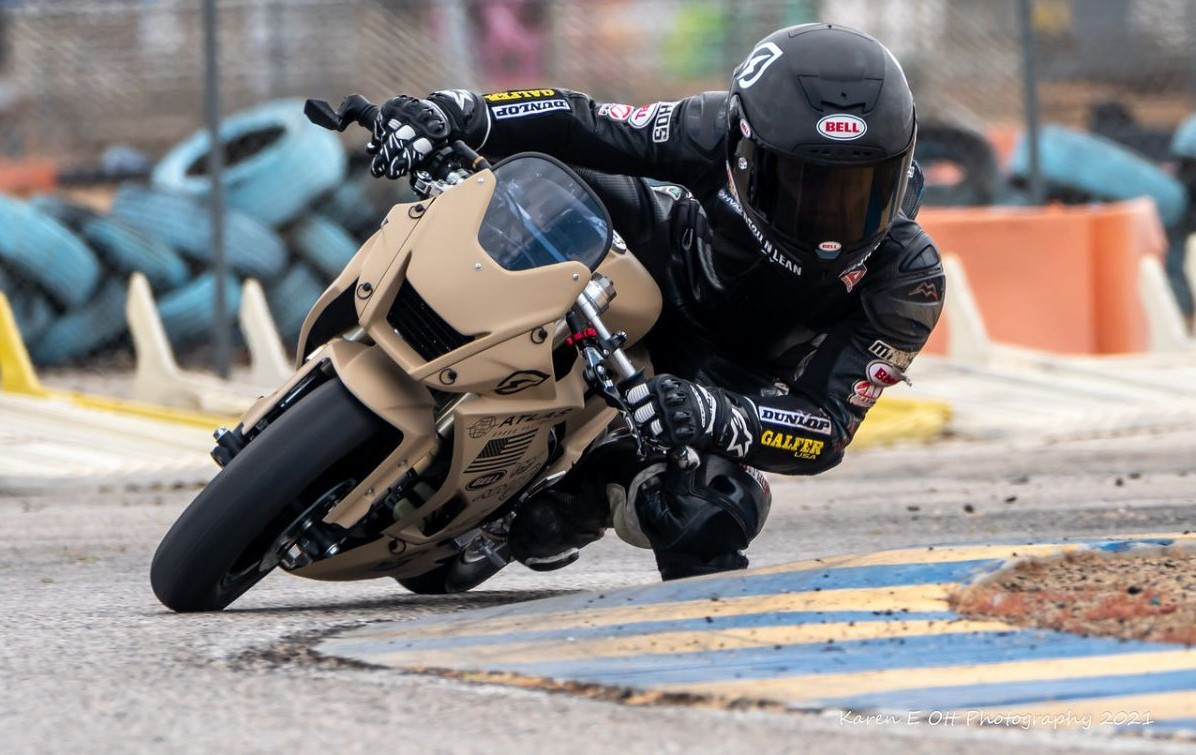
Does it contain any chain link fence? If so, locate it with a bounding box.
[0,0,1193,369]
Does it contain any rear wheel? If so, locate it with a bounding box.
[150,379,398,612]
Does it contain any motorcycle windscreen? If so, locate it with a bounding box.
[478,155,612,272]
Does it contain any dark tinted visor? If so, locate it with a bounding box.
[746,145,907,251]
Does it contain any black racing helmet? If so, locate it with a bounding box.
[726,24,916,277]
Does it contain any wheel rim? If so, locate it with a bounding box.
[217,478,356,597]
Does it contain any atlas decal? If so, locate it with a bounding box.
[466,409,572,439]
[484,89,557,102]
[867,339,916,370]
[652,102,677,143]
[758,406,833,436]
[760,430,824,460]
[491,99,570,120]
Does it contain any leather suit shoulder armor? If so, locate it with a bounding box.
[679,91,729,159]
[858,218,945,350]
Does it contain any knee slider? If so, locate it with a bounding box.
[629,455,771,560]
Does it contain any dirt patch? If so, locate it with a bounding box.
[952,548,1196,645]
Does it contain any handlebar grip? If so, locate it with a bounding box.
[303,95,379,132]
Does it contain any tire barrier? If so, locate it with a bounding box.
[0,267,54,342]
[30,278,128,365]
[111,186,289,281]
[265,264,326,343]
[157,273,242,346]
[913,124,1000,207]
[0,194,101,309]
[289,213,359,278]
[152,99,347,228]
[29,195,190,290]
[1011,125,1187,228]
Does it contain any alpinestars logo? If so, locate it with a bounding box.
[719,190,801,276]
[737,42,783,89]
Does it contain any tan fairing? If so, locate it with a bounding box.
[236,165,661,582]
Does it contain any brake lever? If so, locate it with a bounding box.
[304,95,379,132]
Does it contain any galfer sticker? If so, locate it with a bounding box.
[865,360,905,387]
[492,99,570,120]
[629,103,659,129]
[598,103,634,121]
[737,41,783,89]
[759,430,825,460]
[817,114,868,141]
[651,102,676,143]
[758,406,833,436]
[484,89,557,102]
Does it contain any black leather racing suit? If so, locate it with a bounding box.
[430,87,945,575]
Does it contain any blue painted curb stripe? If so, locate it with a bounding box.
[822,668,1196,711]
[496,631,1178,687]
[329,610,957,656]
[399,560,999,629]
[1150,717,1196,731]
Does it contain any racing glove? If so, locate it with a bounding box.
[366,95,454,179]
[626,375,759,459]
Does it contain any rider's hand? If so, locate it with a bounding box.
[626,375,759,459]
[365,95,453,179]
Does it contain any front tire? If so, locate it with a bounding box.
[151,379,395,612]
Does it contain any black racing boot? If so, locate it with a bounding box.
[507,490,609,572]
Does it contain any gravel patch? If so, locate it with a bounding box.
[952,547,1196,645]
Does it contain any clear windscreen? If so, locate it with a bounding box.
[477,155,612,272]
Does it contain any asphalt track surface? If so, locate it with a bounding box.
[3,427,1195,754]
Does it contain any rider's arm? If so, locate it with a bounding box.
[735,220,946,475]
[429,87,728,194]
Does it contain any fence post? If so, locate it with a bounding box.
[203,0,231,378]
[1018,0,1045,205]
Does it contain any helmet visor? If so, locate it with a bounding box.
[744,144,908,253]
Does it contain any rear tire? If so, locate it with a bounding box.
[150,379,395,612]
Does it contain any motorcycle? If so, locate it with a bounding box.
[150,96,666,611]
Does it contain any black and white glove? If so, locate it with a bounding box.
[625,375,759,459]
[366,95,453,179]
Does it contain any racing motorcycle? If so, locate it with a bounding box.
[150,96,666,612]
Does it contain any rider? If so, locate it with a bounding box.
[364,23,944,580]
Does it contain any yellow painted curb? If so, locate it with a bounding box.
[0,293,233,430]
[853,394,953,448]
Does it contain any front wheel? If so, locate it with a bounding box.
[151,379,397,612]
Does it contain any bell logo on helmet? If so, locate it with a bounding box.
[736,42,783,89]
[739,118,752,139]
[817,114,868,141]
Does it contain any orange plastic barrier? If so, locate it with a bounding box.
[918,198,1166,355]
[0,160,57,195]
